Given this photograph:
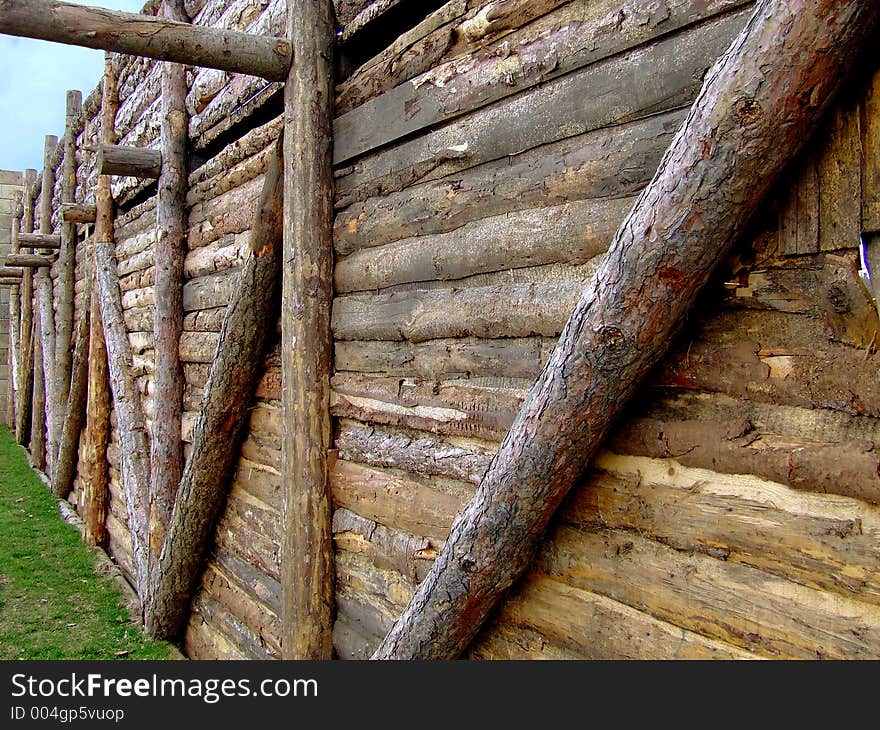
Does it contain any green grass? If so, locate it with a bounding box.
[0,425,173,659]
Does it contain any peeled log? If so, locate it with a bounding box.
[61,203,96,223]
[97,144,162,179]
[17,233,60,249]
[373,0,880,660]
[0,0,292,80]
[145,139,283,640]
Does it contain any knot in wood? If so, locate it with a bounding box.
[826,281,851,314]
[593,324,636,370]
[733,96,762,127]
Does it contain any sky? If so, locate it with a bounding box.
[0,0,146,173]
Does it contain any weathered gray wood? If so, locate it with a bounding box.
[149,0,188,586]
[335,9,748,207]
[373,0,880,659]
[55,89,82,469]
[335,196,631,293]
[16,168,37,446]
[333,0,751,164]
[17,233,61,249]
[97,144,162,178]
[280,0,335,660]
[332,279,589,343]
[0,0,292,80]
[7,197,22,428]
[145,139,284,641]
[32,134,57,473]
[5,254,56,268]
[335,109,682,255]
[61,202,96,223]
[0,277,22,286]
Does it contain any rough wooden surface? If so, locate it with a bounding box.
[146,139,283,640]
[0,0,292,79]
[16,168,37,446]
[372,0,880,659]
[97,144,162,179]
[280,0,335,660]
[55,89,82,458]
[150,0,189,587]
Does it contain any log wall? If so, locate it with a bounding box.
[17,0,880,660]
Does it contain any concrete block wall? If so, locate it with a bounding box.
[0,170,23,426]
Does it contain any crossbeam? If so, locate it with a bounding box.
[0,0,292,80]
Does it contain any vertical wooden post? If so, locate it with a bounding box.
[82,240,110,549]
[54,89,82,461]
[280,0,335,659]
[30,136,57,470]
[7,198,22,428]
[149,0,188,583]
[15,168,36,446]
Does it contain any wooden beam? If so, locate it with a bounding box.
[16,168,37,446]
[54,88,82,465]
[51,269,91,499]
[280,0,335,660]
[5,254,56,268]
[31,134,57,473]
[149,0,188,594]
[0,278,23,286]
[61,202,96,224]
[92,54,150,602]
[372,0,880,660]
[145,138,284,640]
[17,233,61,249]
[0,267,23,278]
[97,144,161,179]
[0,0,292,80]
[7,195,21,428]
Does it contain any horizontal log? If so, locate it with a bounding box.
[0,268,23,278]
[568,453,880,606]
[540,524,880,659]
[334,336,555,380]
[476,573,754,660]
[334,110,681,255]
[61,203,96,223]
[97,144,161,178]
[334,419,494,486]
[0,277,23,286]
[190,592,274,659]
[17,233,61,249]
[334,196,632,293]
[331,459,474,542]
[184,612,248,660]
[331,373,526,441]
[0,0,292,80]
[5,254,56,268]
[332,280,587,342]
[334,10,747,207]
[332,507,437,583]
[333,0,752,164]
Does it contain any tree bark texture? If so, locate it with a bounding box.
[54,89,81,466]
[97,144,162,179]
[5,254,56,268]
[95,240,151,602]
[281,0,335,660]
[145,138,283,640]
[15,169,36,446]
[0,266,24,278]
[0,0,292,80]
[51,268,91,499]
[372,0,880,660]
[82,252,110,548]
[149,0,188,588]
[7,201,21,428]
[61,203,96,224]
[30,135,56,472]
[17,233,60,248]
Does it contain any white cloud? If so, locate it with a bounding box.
[0,0,150,172]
